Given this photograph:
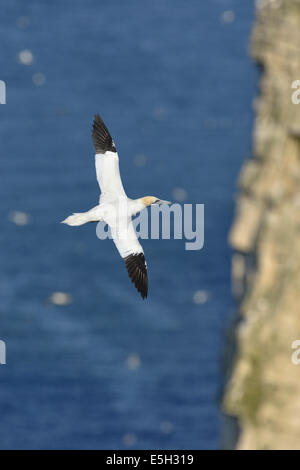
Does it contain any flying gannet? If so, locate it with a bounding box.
[62,114,171,299]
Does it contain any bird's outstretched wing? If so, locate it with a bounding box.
[92,114,126,198]
[110,217,148,299]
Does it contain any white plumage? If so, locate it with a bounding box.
[95,151,126,199]
[62,114,170,299]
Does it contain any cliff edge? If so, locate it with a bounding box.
[222,0,300,450]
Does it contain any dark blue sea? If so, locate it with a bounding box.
[0,0,256,449]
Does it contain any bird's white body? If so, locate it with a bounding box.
[63,151,146,258]
[62,114,170,298]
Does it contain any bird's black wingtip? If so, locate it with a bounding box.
[92,113,117,154]
[94,113,102,123]
[124,253,148,300]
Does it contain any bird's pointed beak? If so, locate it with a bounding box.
[156,199,172,205]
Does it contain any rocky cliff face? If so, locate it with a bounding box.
[222,0,300,450]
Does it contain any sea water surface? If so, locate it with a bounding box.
[0,0,256,449]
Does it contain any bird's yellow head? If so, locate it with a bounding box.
[141,196,171,207]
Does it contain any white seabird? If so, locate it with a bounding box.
[62,114,171,299]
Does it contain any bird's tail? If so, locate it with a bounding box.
[61,212,91,226]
